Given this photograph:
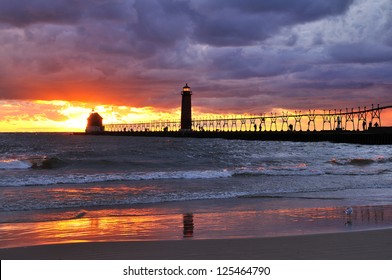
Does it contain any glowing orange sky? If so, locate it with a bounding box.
[0,100,181,132]
[0,99,391,132]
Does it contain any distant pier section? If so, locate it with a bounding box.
[77,84,392,144]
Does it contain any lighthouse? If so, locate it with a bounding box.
[180,83,192,131]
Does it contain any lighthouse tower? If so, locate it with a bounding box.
[180,83,192,131]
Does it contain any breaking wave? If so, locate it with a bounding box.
[329,157,392,166]
[0,157,67,170]
[30,157,67,169]
[0,159,31,170]
[1,161,391,187]
[0,169,234,187]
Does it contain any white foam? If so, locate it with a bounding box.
[133,170,233,180]
[0,159,31,170]
[233,166,325,177]
[0,169,234,187]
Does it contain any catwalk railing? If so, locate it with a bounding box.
[105,104,391,133]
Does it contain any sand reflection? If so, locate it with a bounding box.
[1,204,392,249]
[183,213,194,238]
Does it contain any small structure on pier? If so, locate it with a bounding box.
[86,111,104,133]
[181,83,192,131]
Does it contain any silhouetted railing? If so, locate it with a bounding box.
[105,104,391,133]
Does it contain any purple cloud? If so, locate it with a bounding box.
[1,0,392,115]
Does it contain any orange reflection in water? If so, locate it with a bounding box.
[1,204,392,249]
[0,212,183,249]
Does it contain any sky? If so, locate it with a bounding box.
[1,0,392,131]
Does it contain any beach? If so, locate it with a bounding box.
[1,197,392,259]
[1,228,392,260]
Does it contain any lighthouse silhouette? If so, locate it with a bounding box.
[180,83,192,131]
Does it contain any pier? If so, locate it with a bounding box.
[80,105,392,145]
[104,104,388,134]
[78,84,392,145]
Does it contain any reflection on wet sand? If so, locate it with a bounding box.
[344,205,387,227]
[1,204,392,249]
[183,213,194,238]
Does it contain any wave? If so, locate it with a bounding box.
[238,194,345,200]
[325,169,390,176]
[329,157,392,166]
[30,157,67,169]
[0,159,31,170]
[1,164,391,187]
[0,188,253,212]
[0,166,322,187]
[0,169,234,187]
[0,165,336,187]
[0,156,68,170]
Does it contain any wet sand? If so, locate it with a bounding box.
[1,228,392,259]
[2,199,392,249]
[2,199,392,260]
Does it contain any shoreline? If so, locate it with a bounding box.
[1,228,392,259]
[2,199,392,250]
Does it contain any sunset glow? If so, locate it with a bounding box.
[1,0,392,132]
[0,100,184,132]
[1,100,391,132]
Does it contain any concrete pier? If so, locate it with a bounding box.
[78,85,392,145]
[75,127,392,145]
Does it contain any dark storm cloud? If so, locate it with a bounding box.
[190,0,353,18]
[0,0,85,26]
[329,42,392,64]
[0,0,353,46]
[190,0,354,46]
[294,63,392,83]
[0,0,132,26]
[207,48,294,79]
[1,0,392,114]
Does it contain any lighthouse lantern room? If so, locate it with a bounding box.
[180,83,192,131]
